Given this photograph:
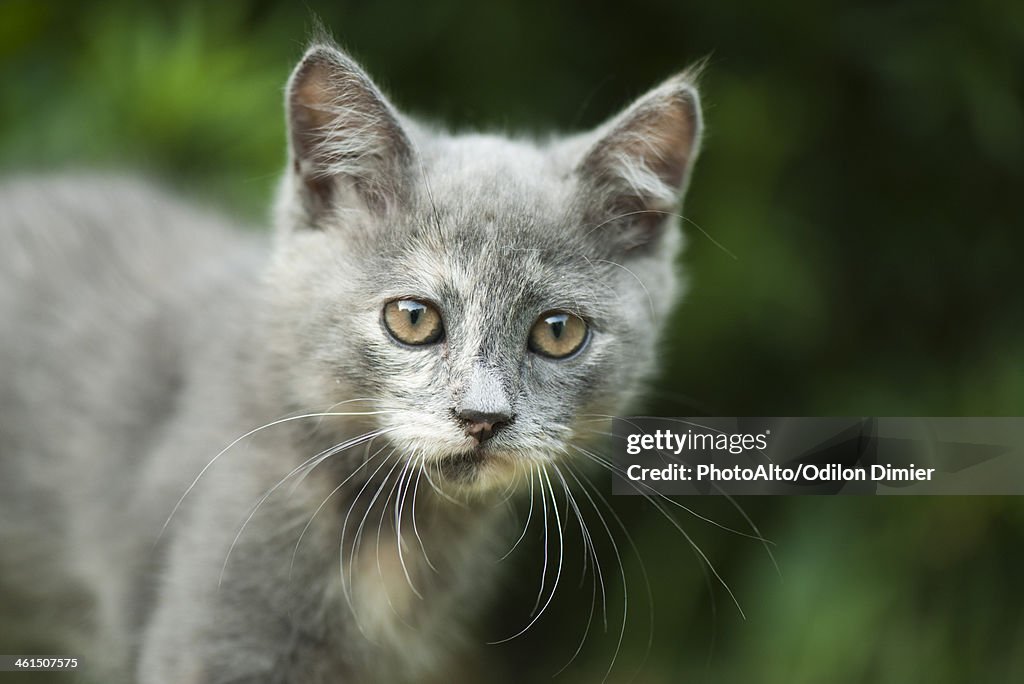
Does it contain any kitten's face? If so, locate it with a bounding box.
[267,45,701,494]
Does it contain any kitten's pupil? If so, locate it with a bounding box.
[550,318,565,339]
[397,299,425,327]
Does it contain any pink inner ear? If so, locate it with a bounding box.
[290,62,339,148]
[575,82,701,251]
[584,87,700,198]
[621,95,699,189]
[285,47,414,217]
[288,57,382,167]
[569,77,704,252]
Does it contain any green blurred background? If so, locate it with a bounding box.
[2,1,1023,682]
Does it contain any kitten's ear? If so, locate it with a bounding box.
[575,70,703,252]
[286,44,413,221]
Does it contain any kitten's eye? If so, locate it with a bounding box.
[383,299,444,346]
[528,311,589,359]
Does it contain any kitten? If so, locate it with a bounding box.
[0,40,702,683]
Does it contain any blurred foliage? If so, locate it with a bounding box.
[2,0,1023,682]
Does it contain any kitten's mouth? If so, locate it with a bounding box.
[436,448,489,482]
[431,443,520,491]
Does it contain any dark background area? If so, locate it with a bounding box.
[2,1,1022,681]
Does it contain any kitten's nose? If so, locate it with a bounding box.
[459,409,512,444]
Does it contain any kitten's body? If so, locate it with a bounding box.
[0,43,701,682]
[0,175,508,682]
[0,176,264,678]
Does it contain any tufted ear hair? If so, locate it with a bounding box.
[575,68,704,252]
[286,43,413,223]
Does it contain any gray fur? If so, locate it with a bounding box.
[0,42,702,683]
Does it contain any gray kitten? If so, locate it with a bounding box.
[0,41,701,683]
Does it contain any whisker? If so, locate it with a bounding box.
[582,208,738,261]
[339,450,396,621]
[157,408,398,543]
[721,492,781,578]
[574,427,776,543]
[418,457,466,507]
[495,457,523,507]
[573,444,747,620]
[560,460,629,683]
[576,417,780,574]
[490,464,564,644]
[289,440,392,579]
[498,460,535,562]
[488,463,547,646]
[552,457,605,624]
[219,428,393,587]
[567,460,656,682]
[591,256,656,322]
[393,458,423,600]
[531,462,550,618]
[350,458,403,599]
[551,461,605,678]
[286,425,390,496]
[412,456,438,573]
[372,458,414,620]
[307,397,388,436]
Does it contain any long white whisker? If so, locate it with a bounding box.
[562,460,629,683]
[531,462,550,617]
[219,428,392,587]
[495,457,522,506]
[551,461,605,677]
[499,460,536,561]
[419,458,466,507]
[339,450,396,618]
[286,426,391,496]
[568,460,657,682]
[571,442,745,617]
[372,458,412,619]
[592,256,656,322]
[412,455,438,573]
[157,408,398,543]
[582,208,738,260]
[722,491,782,578]
[289,440,392,579]
[573,436,773,544]
[393,458,423,600]
[490,464,564,644]
[579,444,746,620]
[350,458,403,597]
[553,458,605,623]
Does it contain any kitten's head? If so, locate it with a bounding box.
[267,43,702,494]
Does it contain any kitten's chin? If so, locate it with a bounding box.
[429,447,528,497]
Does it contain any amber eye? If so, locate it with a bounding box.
[383,299,444,346]
[528,311,589,359]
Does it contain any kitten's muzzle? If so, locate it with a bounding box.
[458,409,512,444]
